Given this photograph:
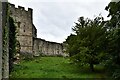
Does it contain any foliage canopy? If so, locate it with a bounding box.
[65,16,108,71]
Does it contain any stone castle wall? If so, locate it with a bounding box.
[9,3,65,56]
[9,3,37,54]
[33,38,64,56]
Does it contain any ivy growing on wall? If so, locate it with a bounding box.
[9,16,19,73]
[2,3,20,74]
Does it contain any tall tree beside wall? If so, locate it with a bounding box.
[105,1,120,79]
[65,16,108,71]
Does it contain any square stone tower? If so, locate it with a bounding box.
[9,3,37,54]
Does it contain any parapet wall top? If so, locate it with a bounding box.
[18,6,25,10]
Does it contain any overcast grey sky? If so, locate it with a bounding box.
[8,0,111,43]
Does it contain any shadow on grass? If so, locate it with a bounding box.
[11,64,28,72]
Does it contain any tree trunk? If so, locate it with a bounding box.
[90,63,94,72]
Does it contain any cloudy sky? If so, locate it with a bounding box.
[8,0,111,43]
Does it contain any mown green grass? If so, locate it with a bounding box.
[10,57,107,78]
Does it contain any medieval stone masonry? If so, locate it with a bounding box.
[34,38,64,56]
[9,3,65,56]
[0,2,9,79]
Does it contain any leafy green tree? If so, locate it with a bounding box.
[105,1,120,29]
[66,16,108,71]
[105,1,120,79]
[65,34,79,57]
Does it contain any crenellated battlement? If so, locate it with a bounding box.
[18,5,25,10]
[9,3,15,8]
[9,3,33,12]
[9,3,33,22]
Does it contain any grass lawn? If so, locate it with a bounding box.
[10,57,107,78]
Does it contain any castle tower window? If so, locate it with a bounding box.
[18,22,20,28]
[23,25,25,32]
